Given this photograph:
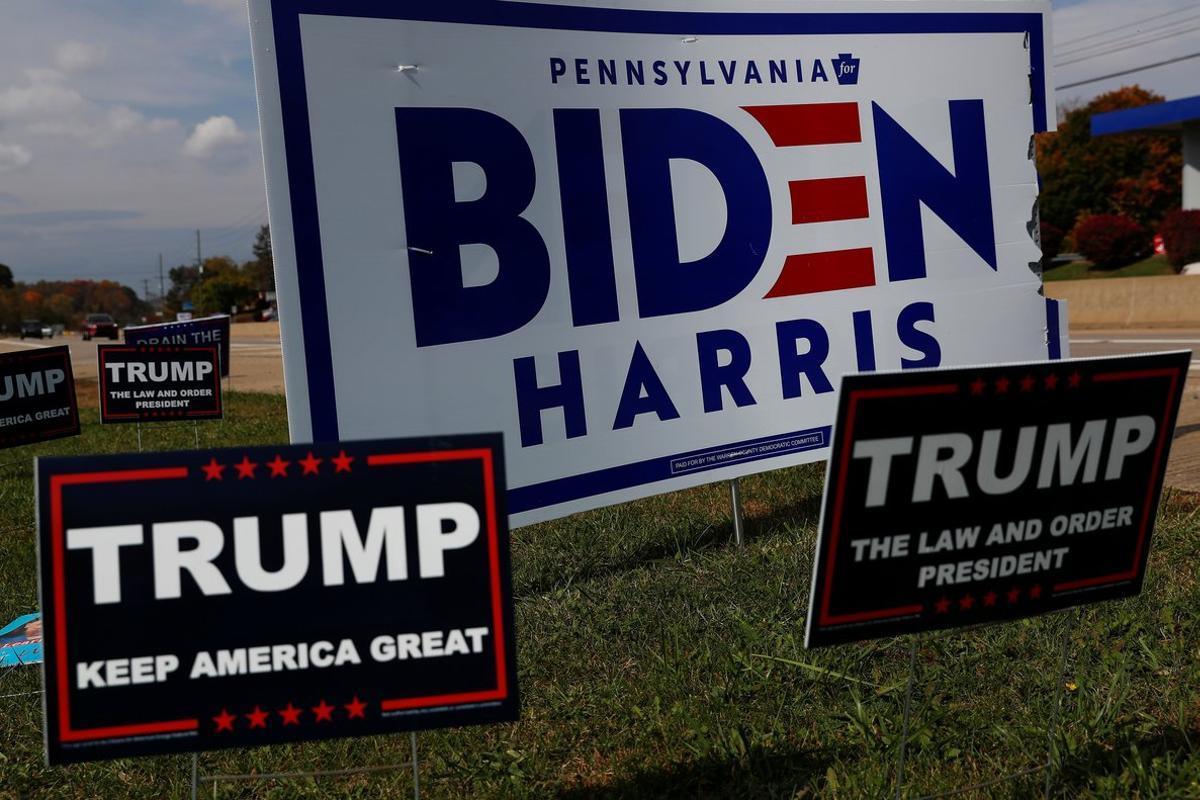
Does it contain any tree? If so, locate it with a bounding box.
[248,224,275,292]
[1037,86,1183,235]
[192,269,258,315]
[165,264,200,314]
[45,293,76,325]
[0,263,13,289]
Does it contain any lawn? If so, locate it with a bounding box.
[1,395,1199,798]
[1043,255,1177,282]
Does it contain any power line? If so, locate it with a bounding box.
[1055,11,1200,61]
[202,202,268,237]
[203,220,264,248]
[1056,11,1200,62]
[1054,4,1200,49]
[1056,49,1200,90]
[1056,22,1200,68]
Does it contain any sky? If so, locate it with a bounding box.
[0,0,1197,294]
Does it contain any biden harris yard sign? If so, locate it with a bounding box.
[249,1,1058,526]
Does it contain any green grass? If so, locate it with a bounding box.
[1043,255,1177,282]
[2,395,1199,798]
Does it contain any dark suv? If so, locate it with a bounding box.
[19,319,47,339]
[82,313,119,341]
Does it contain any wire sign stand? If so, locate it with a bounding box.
[891,611,1078,800]
[189,731,422,799]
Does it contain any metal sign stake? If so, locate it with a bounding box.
[729,479,745,548]
[411,731,421,799]
[894,637,920,800]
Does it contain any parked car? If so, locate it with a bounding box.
[19,319,47,340]
[82,313,119,341]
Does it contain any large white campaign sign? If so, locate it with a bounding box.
[249,0,1058,526]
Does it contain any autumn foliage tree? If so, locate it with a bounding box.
[0,275,147,331]
[1036,86,1182,236]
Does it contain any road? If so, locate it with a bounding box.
[0,322,285,395]
[1070,329,1200,494]
[0,323,1196,492]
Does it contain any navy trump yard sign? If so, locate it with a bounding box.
[805,352,1189,648]
[0,346,78,448]
[97,345,222,423]
[36,435,516,764]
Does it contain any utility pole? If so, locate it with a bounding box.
[196,229,203,276]
[158,253,165,304]
[143,279,151,302]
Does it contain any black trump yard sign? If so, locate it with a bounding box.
[805,352,1189,649]
[36,435,516,764]
[97,345,222,423]
[0,346,78,448]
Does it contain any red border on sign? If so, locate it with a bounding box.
[818,384,960,627]
[366,448,510,712]
[50,446,507,745]
[98,345,222,422]
[50,467,197,743]
[1053,367,1182,593]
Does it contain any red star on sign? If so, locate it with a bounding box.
[1006,587,1021,604]
[234,456,259,480]
[995,377,1011,394]
[344,697,367,719]
[1019,375,1036,392]
[245,706,269,729]
[279,703,301,726]
[1029,585,1043,599]
[1044,374,1060,390]
[1068,372,1083,389]
[960,594,976,611]
[969,378,987,396]
[934,597,951,614]
[300,452,323,476]
[312,699,334,722]
[213,708,236,732]
[267,455,290,478]
[983,591,998,607]
[332,450,355,473]
[201,458,226,482]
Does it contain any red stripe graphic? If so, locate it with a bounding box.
[765,248,876,298]
[743,103,861,147]
[790,176,870,224]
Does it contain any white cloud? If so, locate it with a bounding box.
[0,142,32,173]
[0,74,83,118]
[53,41,106,73]
[183,114,246,158]
[0,66,180,149]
